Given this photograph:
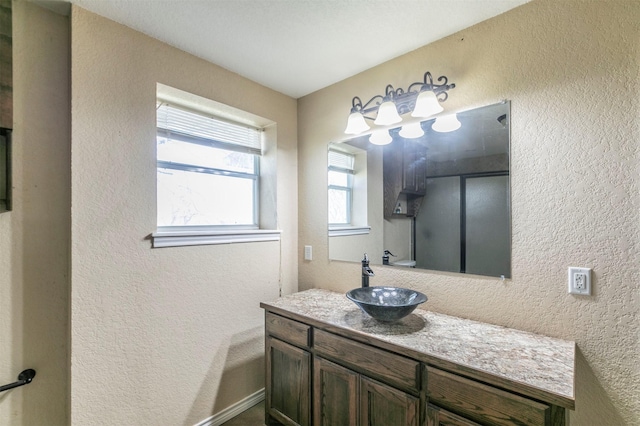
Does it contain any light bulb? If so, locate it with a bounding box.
[344,111,370,135]
[369,130,393,145]
[411,90,443,118]
[374,101,402,126]
[432,114,461,132]
[399,122,424,139]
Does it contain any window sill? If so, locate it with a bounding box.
[328,226,371,237]
[152,229,282,248]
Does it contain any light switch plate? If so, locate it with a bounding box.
[304,245,312,261]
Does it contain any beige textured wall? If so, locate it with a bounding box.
[70,6,297,425]
[298,1,639,424]
[0,2,70,424]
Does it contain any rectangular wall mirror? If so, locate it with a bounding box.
[328,101,511,278]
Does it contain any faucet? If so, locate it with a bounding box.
[382,250,396,265]
[361,253,375,287]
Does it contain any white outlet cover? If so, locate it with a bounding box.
[568,267,591,295]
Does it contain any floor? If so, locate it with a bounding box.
[221,400,265,426]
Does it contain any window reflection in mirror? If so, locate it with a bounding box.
[327,140,381,261]
[328,101,511,278]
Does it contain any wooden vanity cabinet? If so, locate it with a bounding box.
[313,327,421,426]
[384,139,428,195]
[426,366,554,426]
[427,404,481,426]
[266,312,419,426]
[313,357,420,426]
[383,139,428,218]
[265,314,312,426]
[360,376,420,426]
[313,357,358,425]
[264,310,568,426]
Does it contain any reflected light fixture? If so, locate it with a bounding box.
[369,130,393,145]
[344,71,455,136]
[399,122,425,139]
[432,114,461,133]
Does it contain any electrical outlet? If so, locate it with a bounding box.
[568,267,591,295]
[304,245,312,261]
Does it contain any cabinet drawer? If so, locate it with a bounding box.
[427,366,550,426]
[314,329,419,393]
[266,312,311,348]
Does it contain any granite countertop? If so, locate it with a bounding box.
[261,288,575,409]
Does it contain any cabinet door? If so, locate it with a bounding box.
[266,337,311,426]
[314,357,358,426]
[402,141,427,194]
[427,404,481,426]
[360,376,419,426]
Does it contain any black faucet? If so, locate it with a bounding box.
[361,253,375,287]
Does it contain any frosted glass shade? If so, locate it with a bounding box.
[374,101,402,126]
[399,122,424,139]
[411,90,443,118]
[432,114,461,132]
[344,111,370,135]
[369,130,393,145]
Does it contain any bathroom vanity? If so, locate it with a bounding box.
[261,289,575,426]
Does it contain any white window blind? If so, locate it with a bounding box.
[328,149,355,172]
[157,103,262,155]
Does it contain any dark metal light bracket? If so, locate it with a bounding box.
[350,72,455,120]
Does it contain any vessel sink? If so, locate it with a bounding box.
[346,286,427,322]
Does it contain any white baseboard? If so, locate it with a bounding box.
[194,388,265,426]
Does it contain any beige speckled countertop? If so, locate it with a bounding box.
[261,289,575,409]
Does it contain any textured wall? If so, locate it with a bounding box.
[0,2,70,424]
[70,6,297,425]
[298,1,639,424]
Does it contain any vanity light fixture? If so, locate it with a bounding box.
[344,71,455,135]
[369,130,393,145]
[432,114,462,133]
[398,122,425,139]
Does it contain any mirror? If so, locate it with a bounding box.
[0,128,10,212]
[328,101,510,278]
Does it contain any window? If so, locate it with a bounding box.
[327,145,370,237]
[328,149,354,225]
[152,95,280,248]
[156,103,261,228]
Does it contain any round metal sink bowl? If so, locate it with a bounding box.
[346,286,427,322]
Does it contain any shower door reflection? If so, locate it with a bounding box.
[415,173,510,277]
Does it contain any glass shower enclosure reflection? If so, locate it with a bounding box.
[415,174,510,277]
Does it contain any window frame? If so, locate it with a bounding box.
[151,95,280,248]
[327,146,370,237]
[328,166,354,226]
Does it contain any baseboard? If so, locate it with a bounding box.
[194,388,265,426]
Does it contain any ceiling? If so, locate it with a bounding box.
[37,0,529,99]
